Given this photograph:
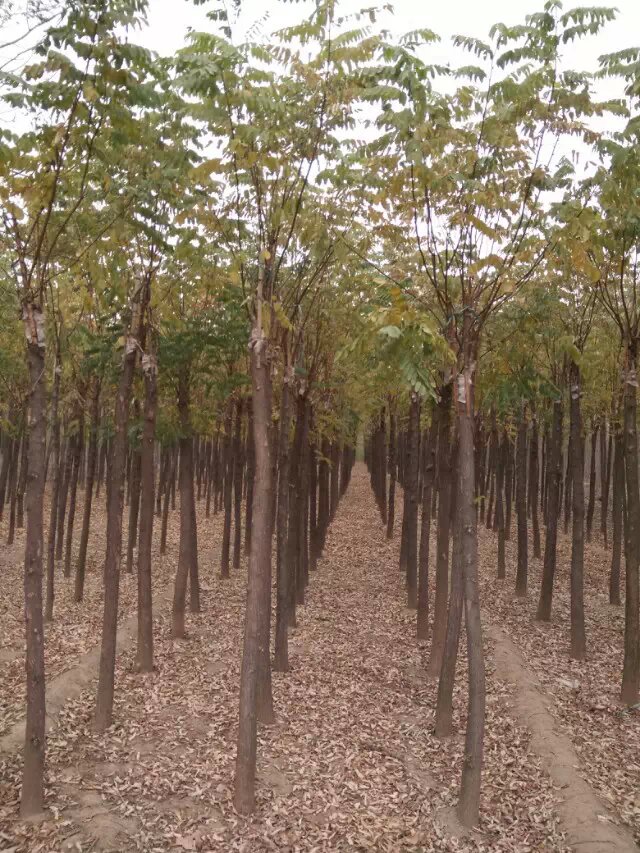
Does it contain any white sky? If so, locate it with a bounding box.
[141,0,640,95]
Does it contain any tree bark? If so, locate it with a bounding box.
[220,400,234,578]
[610,426,624,607]
[515,405,528,597]
[45,360,62,622]
[569,361,587,660]
[495,431,506,579]
[172,370,199,638]
[536,399,563,621]
[586,420,598,543]
[231,399,244,570]
[456,354,485,829]
[20,308,47,817]
[274,375,292,672]
[529,412,541,559]
[63,410,84,577]
[95,285,145,732]
[75,381,100,602]
[234,333,274,815]
[386,408,396,539]
[417,414,437,640]
[427,380,452,678]
[125,402,142,574]
[137,348,157,672]
[405,393,420,609]
[621,350,640,705]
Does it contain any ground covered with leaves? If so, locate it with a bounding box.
[0,467,637,851]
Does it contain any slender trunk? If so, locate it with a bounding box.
[287,394,306,610]
[220,401,234,578]
[63,411,84,577]
[405,393,420,609]
[159,447,174,555]
[55,435,73,562]
[45,361,62,622]
[6,433,19,545]
[234,333,274,815]
[569,361,587,660]
[75,381,100,602]
[17,425,28,530]
[274,377,292,672]
[536,399,563,621]
[495,432,506,579]
[610,427,624,607]
[530,413,541,559]
[434,441,462,738]
[564,431,573,535]
[125,402,142,574]
[317,435,330,555]
[504,435,513,540]
[95,285,146,732]
[245,403,255,555]
[386,410,396,539]
[456,353,485,829]
[602,424,612,547]
[20,314,47,817]
[232,398,244,570]
[309,433,318,571]
[417,414,437,640]
[427,380,452,677]
[137,349,157,672]
[621,351,640,705]
[586,420,598,543]
[515,406,528,597]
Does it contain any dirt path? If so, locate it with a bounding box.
[489,624,638,852]
[0,465,612,851]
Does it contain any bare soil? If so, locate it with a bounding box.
[0,466,637,851]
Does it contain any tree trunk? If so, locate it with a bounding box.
[45,361,62,622]
[602,423,612,547]
[405,393,420,609]
[220,400,234,578]
[274,376,292,672]
[495,432,506,579]
[610,426,624,607]
[586,420,598,543]
[125,403,142,575]
[137,349,157,672]
[55,435,74,562]
[75,381,100,602]
[232,398,244,570]
[536,399,563,621]
[515,405,528,597]
[427,380,452,677]
[456,354,485,829]
[386,409,396,539]
[530,412,541,559]
[172,370,199,638]
[245,403,255,555]
[569,361,587,660]
[434,446,462,738]
[621,350,640,705]
[417,414,437,640]
[95,288,145,732]
[234,333,274,814]
[20,310,47,817]
[159,447,175,555]
[63,411,84,577]
[564,431,573,535]
[504,435,513,540]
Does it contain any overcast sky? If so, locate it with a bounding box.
[141,0,640,88]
